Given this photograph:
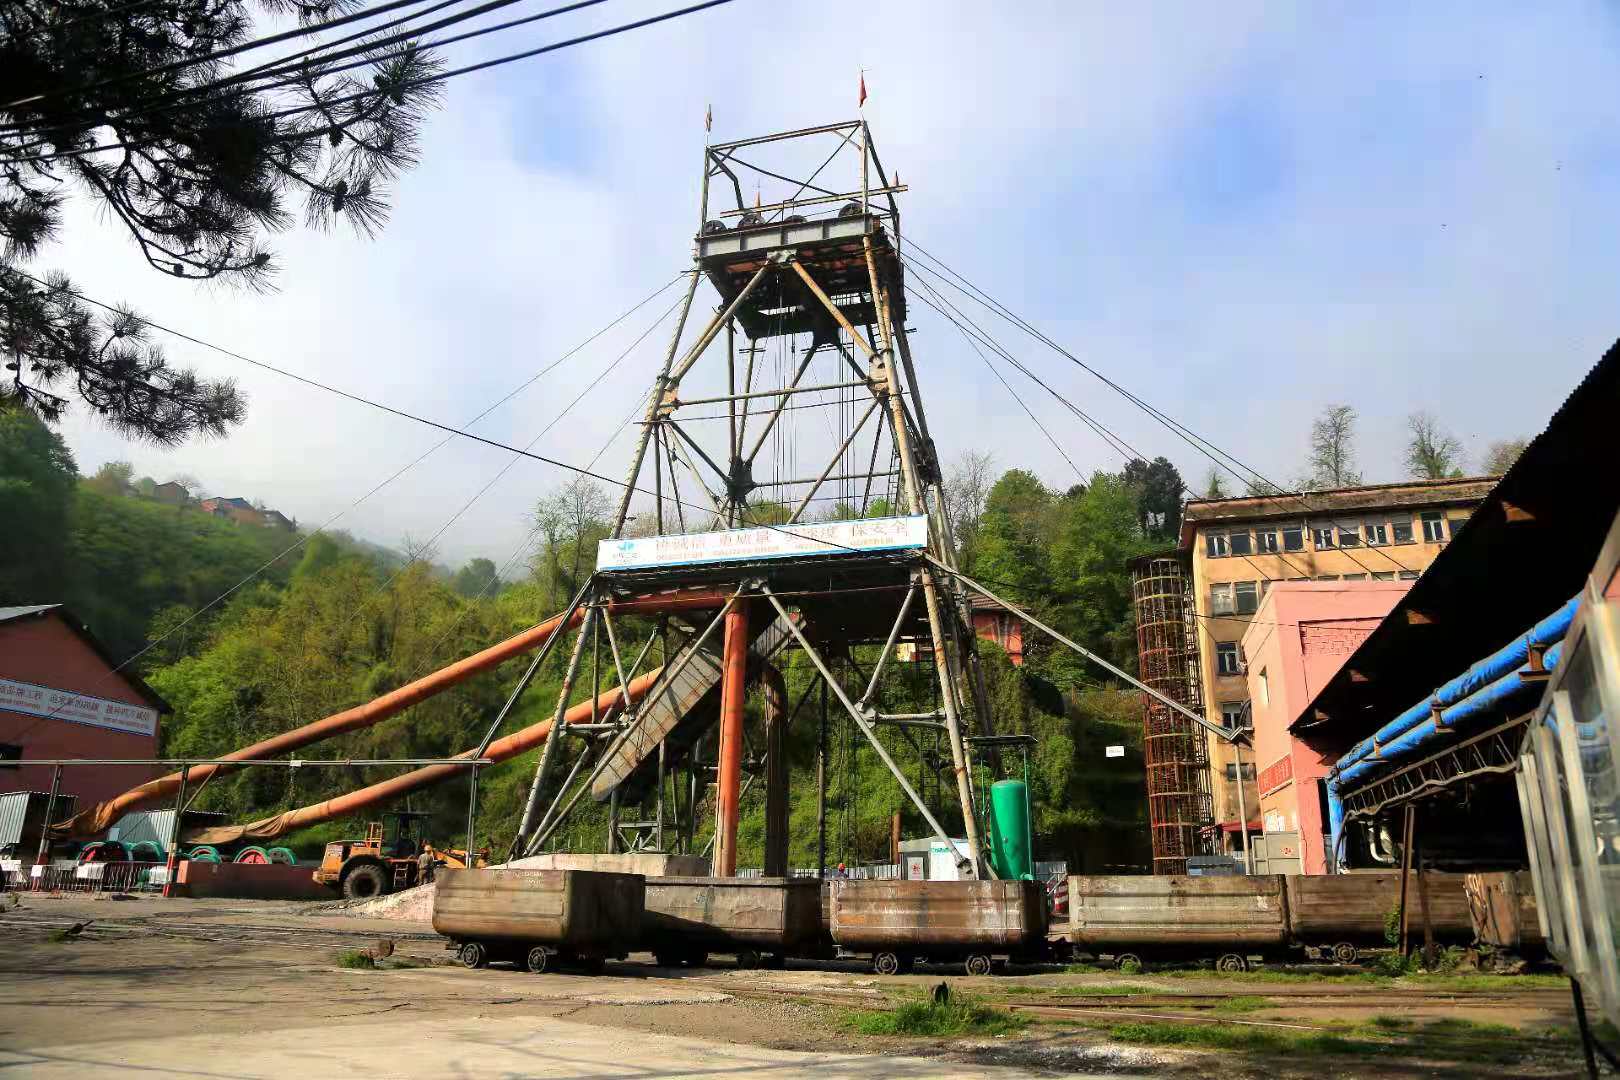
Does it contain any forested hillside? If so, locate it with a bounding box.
[0,405,1181,870]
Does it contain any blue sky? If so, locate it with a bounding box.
[45,0,1620,566]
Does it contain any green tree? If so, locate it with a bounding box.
[1307,404,1362,488]
[451,557,500,599]
[2,1,443,442]
[1483,437,1528,475]
[1201,467,1230,500]
[83,459,133,496]
[1404,411,1463,479]
[0,405,78,600]
[1122,456,1185,541]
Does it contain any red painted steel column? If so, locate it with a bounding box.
[714,600,750,876]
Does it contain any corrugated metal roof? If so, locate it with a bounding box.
[0,605,61,624]
[110,809,229,846]
[0,791,78,848]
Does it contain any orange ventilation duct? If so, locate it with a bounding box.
[185,666,664,846]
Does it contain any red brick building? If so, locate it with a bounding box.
[0,606,169,807]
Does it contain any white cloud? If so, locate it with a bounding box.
[39,0,1620,572]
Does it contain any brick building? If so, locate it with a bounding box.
[0,606,169,807]
[1178,477,1495,854]
[1240,581,1410,873]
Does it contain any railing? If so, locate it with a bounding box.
[3,860,169,894]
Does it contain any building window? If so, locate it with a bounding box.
[1255,529,1278,554]
[1228,530,1253,556]
[1206,531,1230,558]
[1210,583,1235,615]
[1225,762,1257,781]
[1234,580,1260,614]
[1257,668,1270,708]
[1287,576,1310,582]
[1392,518,1414,544]
[1315,574,1339,581]
[1372,571,1396,581]
[1421,511,1447,543]
[1216,641,1241,675]
[1337,522,1362,547]
[1282,525,1305,552]
[1398,570,1420,581]
[1220,701,1248,730]
[1312,526,1335,549]
[1342,573,1367,581]
[1365,522,1389,546]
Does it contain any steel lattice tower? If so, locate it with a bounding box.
[1130,555,1213,874]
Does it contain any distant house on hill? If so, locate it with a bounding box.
[198,496,295,529]
[149,481,189,506]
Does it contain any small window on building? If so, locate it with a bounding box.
[1255,529,1279,554]
[1216,641,1241,675]
[1210,583,1235,615]
[1342,573,1368,582]
[1365,522,1388,546]
[1287,576,1310,582]
[1421,511,1447,543]
[1398,569,1420,581]
[1220,701,1248,730]
[1392,518,1414,544]
[1225,762,1257,781]
[1337,522,1362,547]
[1206,532,1230,558]
[1282,525,1305,552]
[1315,574,1339,581]
[1228,530,1253,556]
[1372,571,1396,581]
[1312,526,1335,549]
[1234,581,1260,614]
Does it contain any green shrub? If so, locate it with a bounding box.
[335,949,376,969]
[847,994,1028,1037]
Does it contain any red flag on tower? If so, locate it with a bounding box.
[858,71,867,108]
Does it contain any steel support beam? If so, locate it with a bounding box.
[714,599,750,876]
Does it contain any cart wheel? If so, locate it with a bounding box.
[653,951,681,968]
[736,949,762,970]
[458,942,487,969]
[761,953,785,970]
[964,954,993,977]
[576,955,605,975]
[526,946,550,974]
[1331,942,1359,965]
[1216,953,1248,973]
[1116,953,1143,973]
[873,951,902,976]
[685,950,709,968]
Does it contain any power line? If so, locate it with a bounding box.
[4,0,441,113]
[899,243,1413,580]
[3,0,614,144]
[0,266,684,744]
[905,252,1327,585]
[3,0,740,166]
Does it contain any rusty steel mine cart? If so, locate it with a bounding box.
[824,878,1049,976]
[643,875,822,969]
[433,868,643,974]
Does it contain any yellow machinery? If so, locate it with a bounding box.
[313,811,487,899]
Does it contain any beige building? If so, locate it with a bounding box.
[1178,476,1496,852]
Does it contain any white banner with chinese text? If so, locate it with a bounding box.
[597,515,928,572]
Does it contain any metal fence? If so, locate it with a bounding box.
[2,859,168,894]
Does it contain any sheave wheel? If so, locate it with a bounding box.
[526,946,549,973]
[458,942,487,969]
[873,951,902,976]
[342,863,387,900]
[964,954,993,977]
[1331,942,1359,965]
[1216,953,1248,973]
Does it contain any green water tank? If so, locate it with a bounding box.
[989,779,1033,880]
